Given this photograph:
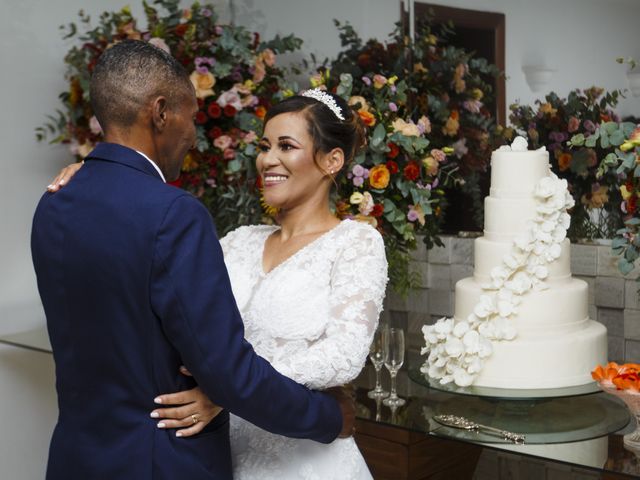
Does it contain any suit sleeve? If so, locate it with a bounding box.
[149,195,342,443]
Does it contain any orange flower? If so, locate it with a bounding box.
[593,362,640,391]
[592,362,621,383]
[557,152,572,171]
[369,164,390,189]
[255,105,267,119]
[612,372,640,392]
[358,110,376,127]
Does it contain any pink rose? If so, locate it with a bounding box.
[217,89,243,111]
[214,135,232,150]
[568,116,580,133]
[223,148,236,160]
[243,131,257,143]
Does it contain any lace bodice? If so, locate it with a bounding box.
[220,219,388,389]
[220,219,388,480]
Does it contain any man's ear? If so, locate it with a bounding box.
[151,96,168,132]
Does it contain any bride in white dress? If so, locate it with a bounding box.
[50,89,388,479]
[184,90,386,479]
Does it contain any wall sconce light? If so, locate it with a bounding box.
[522,66,556,93]
[626,71,640,97]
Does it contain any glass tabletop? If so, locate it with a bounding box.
[409,368,601,400]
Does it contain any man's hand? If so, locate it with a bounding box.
[325,385,356,438]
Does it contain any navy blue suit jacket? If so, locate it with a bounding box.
[31,143,342,479]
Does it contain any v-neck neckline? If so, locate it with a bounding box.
[259,220,348,277]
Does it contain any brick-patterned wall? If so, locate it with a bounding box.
[382,235,640,370]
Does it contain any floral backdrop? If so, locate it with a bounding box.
[508,87,625,240]
[38,1,504,293]
[37,0,302,234]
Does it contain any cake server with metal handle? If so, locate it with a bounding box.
[433,414,526,444]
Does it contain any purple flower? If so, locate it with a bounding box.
[591,183,601,193]
[352,164,365,177]
[201,8,212,17]
[407,209,419,222]
[390,85,397,93]
[215,26,224,35]
[549,131,568,143]
[583,120,596,133]
[362,76,371,87]
[388,102,398,112]
[353,176,364,187]
[196,66,210,74]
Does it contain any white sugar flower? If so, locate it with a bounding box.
[453,368,474,387]
[474,295,496,318]
[511,136,529,151]
[453,321,470,338]
[505,271,532,295]
[534,176,556,199]
[444,336,464,357]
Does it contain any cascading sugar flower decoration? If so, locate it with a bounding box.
[420,137,575,387]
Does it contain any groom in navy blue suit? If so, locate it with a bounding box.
[31,40,353,480]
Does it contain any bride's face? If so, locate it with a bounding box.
[257,111,330,210]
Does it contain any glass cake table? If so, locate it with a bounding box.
[2,326,639,478]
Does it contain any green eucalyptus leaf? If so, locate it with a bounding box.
[570,133,585,146]
[619,257,635,276]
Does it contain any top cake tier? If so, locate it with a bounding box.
[490,149,550,198]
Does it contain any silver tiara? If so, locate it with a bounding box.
[300,88,345,121]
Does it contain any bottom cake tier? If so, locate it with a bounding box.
[470,319,607,389]
[453,277,607,389]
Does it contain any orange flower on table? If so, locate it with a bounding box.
[369,164,390,189]
[358,110,376,127]
[613,372,640,392]
[557,152,572,172]
[592,362,623,384]
[592,362,640,391]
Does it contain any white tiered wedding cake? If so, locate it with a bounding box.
[421,137,607,389]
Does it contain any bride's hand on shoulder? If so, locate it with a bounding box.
[47,162,83,192]
[151,369,223,437]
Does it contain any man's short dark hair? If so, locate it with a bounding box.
[90,39,192,130]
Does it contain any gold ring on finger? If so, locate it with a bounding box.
[191,414,200,424]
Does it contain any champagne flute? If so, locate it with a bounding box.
[367,327,389,399]
[382,328,406,407]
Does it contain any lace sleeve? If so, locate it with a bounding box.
[280,224,388,389]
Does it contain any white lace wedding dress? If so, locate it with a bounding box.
[219,219,388,480]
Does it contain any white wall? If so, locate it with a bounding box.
[424,0,640,118]
[1,1,639,477]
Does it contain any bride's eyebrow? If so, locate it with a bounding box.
[278,135,301,145]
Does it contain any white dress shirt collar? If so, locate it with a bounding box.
[135,150,166,183]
